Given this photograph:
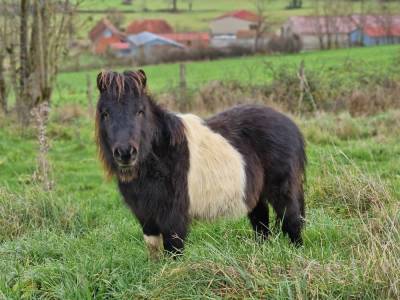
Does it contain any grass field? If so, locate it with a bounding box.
[56,45,400,106]
[0,108,399,298]
[1,45,400,298]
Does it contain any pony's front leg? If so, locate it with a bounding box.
[142,222,163,260]
[161,214,188,257]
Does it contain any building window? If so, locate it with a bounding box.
[103,29,112,38]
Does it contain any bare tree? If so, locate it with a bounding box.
[253,0,269,52]
[106,8,125,29]
[312,0,324,49]
[18,0,30,122]
[0,54,6,114]
[0,2,12,114]
[376,1,394,44]
[141,0,148,11]
[0,0,80,124]
[185,0,194,11]
[312,0,353,50]
[287,0,302,9]
[165,0,178,12]
[353,0,367,45]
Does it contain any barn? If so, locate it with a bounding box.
[282,16,356,50]
[283,15,400,50]
[349,15,400,46]
[89,18,125,54]
[126,19,174,35]
[209,10,261,37]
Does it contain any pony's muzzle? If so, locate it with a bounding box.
[113,144,137,165]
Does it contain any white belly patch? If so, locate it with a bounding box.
[179,114,248,220]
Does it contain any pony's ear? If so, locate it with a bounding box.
[137,69,147,88]
[123,69,147,94]
[96,71,107,93]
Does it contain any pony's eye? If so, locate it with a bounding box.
[101,111,109,120]
[137,110,144,116]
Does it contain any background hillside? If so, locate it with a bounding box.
[76,0,400,36]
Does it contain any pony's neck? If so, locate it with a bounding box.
[148,98,185,149]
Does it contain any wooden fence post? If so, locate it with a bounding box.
[178,63,188,109]
[179,63,187,90]
[297,60,317,113]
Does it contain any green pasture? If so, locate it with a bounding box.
[0,108,399,298]
[1,43,400,299]
[56,45,400,106]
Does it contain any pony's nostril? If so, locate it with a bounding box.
[114,145,136,163]
[113,148,122,159]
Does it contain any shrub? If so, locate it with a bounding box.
[134,46,254,66]
[267,34,303,54]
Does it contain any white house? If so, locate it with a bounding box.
[209,10,261,36]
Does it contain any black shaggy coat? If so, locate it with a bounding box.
[96,70,306,256]
[117,103,191,253]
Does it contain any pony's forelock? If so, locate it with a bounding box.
[95,69,148,178]
[97,70,147,101]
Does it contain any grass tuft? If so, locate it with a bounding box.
[0,187,86,242]
[309,152,393,216]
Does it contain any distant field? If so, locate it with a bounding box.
[56,45,400,106]
[76,0,313,38]
[75,0,400,38]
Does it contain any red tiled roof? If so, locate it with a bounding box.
[159,32,209,42]
[287,16,357,35]
[287,15,400,36]
[110,42,130,50]
[215,10,261,22]
[352,14,400,27]
[126,19,173,34]
[353,15,400,37]
[89,18,123,42]
[363,25,400,37]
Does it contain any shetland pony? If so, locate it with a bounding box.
[95,70,306,257]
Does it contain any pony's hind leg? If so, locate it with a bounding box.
[270,179,304,246]
[248,199,270,241]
